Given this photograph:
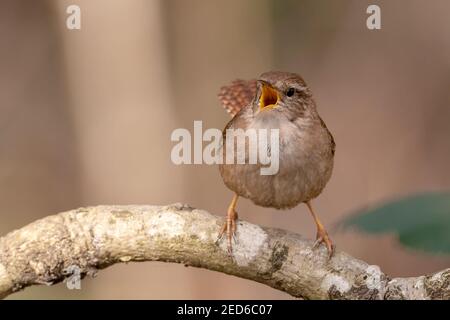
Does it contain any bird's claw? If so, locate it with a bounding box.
[215,223,226,245]
[216,213,238,258]
[214,234,223,245]
[232,232,238,244]
[313,228,335,259]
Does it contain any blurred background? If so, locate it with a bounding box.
[1,0,449,299]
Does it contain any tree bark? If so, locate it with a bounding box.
[0,204,448,299]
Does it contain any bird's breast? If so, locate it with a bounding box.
[219,115,334,209]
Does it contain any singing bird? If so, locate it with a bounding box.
[217,71,336,257]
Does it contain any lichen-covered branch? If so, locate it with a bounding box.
[0,204,448,299]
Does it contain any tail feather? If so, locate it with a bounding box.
[218,79,257,117]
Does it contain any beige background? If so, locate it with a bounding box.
[1,0,449,299]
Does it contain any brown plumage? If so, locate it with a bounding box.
[216,71,336,257]
[218,79,257,117]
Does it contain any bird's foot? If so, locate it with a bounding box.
[313,227,335,259]
[215,208,238,257]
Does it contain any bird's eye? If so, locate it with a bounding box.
[286,88,295,97]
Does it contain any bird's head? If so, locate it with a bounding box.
[253,71,314,118]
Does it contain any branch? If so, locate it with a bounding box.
[0,204,448,299]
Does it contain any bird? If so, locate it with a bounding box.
[216,71,336,257]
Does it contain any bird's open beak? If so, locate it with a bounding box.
[259,82,279,111]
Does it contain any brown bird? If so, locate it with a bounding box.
[217,71,336,257]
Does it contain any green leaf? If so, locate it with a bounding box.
[341,192,450,254]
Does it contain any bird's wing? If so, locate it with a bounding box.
[218,79,257,117]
